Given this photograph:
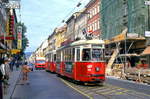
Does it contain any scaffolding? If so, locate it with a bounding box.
[100,0,150,83]
[100,0,148,40]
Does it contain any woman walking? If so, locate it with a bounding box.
[21,62,31,85]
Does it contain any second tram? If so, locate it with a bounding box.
[45,50,56,73]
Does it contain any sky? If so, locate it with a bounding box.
[16,0,90,52]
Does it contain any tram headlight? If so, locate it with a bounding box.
[87,65,93,71]
[87,65,93,68]
[95,67,100,72]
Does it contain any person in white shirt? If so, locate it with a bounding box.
[0,58,5,99]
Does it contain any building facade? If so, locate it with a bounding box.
[55,25,67,49]
[101,0,148,40]
[74,9,88,40]
[85,0,101,39]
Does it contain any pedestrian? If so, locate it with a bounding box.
[4,58,10,82]
[0,58,4,99]
[15,60,20,71]
[3,58,11,94]
[9,57,15,71]
[21,62,31,85]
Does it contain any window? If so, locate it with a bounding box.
[97,5,100,13]
[56,51,61,62]
[54,54,56,61]
[92,49,104,61]
[77,49,80,61]
[94,7,97,15]
[95,21,97,31]
[82,49,91,61]
[97,20,100,29]
[90,10,92,18]
[63,48,74,62]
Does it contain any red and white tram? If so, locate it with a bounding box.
[45,50,56,73]
[56,40,106,84]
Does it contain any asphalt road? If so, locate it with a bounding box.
[57,77,150,99]
[12,70,88,99]
[11,70,150,99]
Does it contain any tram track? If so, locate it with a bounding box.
[60,78,150,99]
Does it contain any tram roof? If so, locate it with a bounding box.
[57,39,105,51]
[71,39,105,46]
[45,50,56,55]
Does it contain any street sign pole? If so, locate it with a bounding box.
[145,1,150,68]
[145,1,150,31]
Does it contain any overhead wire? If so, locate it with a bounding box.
[60,0,85,23]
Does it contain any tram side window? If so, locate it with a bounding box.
[56,52,61,62]
[54,54,56,61]
[82,49,91,61]
[77,49,80,61]
[49,54,51,61]
[71,48,75,61]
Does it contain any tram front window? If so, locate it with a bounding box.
[92,49,103,61]
[82,49,91,61]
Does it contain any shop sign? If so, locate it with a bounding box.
[10,49,21,54]
[17,26,22,49]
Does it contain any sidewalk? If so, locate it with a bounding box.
[3,68,21,99]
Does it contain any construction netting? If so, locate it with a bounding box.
[100,0,148,40]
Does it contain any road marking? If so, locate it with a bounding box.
[60,79,93,99]
[60,79,150,98]
[100,88,124,95]
[115,90,128,95]
[106,84,150,97]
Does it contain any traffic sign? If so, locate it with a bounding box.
[145,31,150,37]
[145,1,150,5]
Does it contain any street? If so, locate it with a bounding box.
[0,0,150,99]
[12,70,87,99]
[11,70,150,99]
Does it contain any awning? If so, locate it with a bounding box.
[141,46,150,55]
[10,49,21,54]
